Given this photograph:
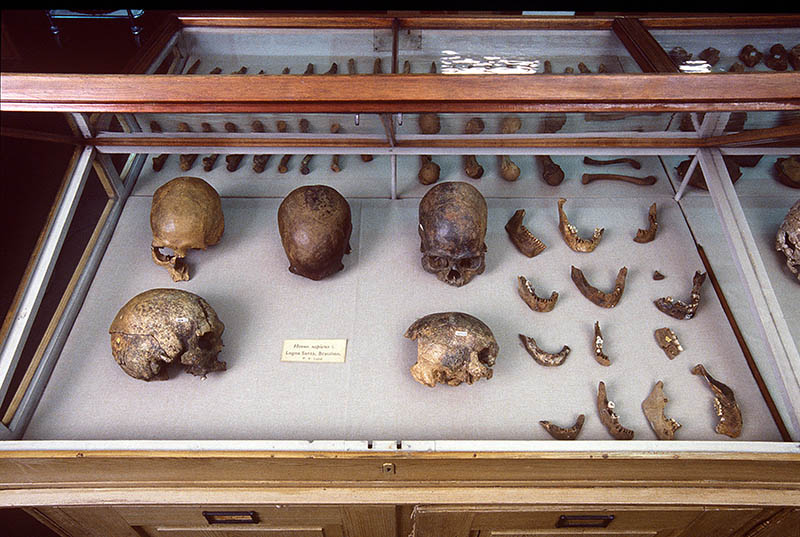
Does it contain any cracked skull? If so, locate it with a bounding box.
[418,181,487,287]
[278,184,352,281]
[405,312,499,387]
[776,199,800,282]
[109,288,226,381]
[150,176,224,282]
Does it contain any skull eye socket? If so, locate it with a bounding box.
[458,256,483,270]
[426,256,449,270]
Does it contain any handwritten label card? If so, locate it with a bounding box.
[281,339,347,363]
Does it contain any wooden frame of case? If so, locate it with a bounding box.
[1,12,799,536]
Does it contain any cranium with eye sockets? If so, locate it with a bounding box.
[109,288,226,381]
[776,199,800,282]
[405,311,499,387]
[150,176,224,282]
[418,181,487,287]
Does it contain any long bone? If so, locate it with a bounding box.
[691,363,743,438]
[505,209,546,258]
[177,122,197,171]
[571,265,628,308]
[583,156,642,169]
[224,122,244,172]
[417,155,440,185]
[539,414,585,440]
[277,120,291,173]
[463,118,484,179]
[298,118,313,175]
[642,381,681,440]
[633,203,658,243]
[558,198,604,252]
[330,123,342,172]
[499,116,521,182]
[582,173,657,186]
[149,121,169,171]
[654,270,706,320]
[200,122,218,172]
[517,276,558,312]
[518,334,570,366]
[251,120,270,173]
[597,381,634,440]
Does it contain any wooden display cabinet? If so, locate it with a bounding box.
[1,13,799,537]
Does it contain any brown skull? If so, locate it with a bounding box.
[109,288,226,381]
[278,185,352,281]
[418,181,487,287]
[405,311,499,387]
[776,199,800,282]
[150,176,224,282]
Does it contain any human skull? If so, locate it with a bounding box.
[278,184,352,281]
[150,176,224,282]
[776,199,800,282]
[418,181,487,287]
[109,288,226,381]
[404,311,499,387]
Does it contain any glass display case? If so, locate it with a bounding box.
[1,12,798,537]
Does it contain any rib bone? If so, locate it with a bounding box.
[583,156,642,169]
[582,173,657,186]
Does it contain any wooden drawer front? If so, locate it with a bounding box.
[147,528,325,537]
[412,506,704,537]
[115,505,344,527]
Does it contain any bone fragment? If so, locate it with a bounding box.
[597,381,634,440]
[276,120,291,173]
[540,414,585,440]
[518,334,570,367]
[223,122,244,172]
[324,62,338,75]
[251,120,270,173]
[765,44,788,71]
[517,276,558,312]
[209,67,222,74]
[347,58,356,74]
[282,67,290,74]
[403,60,411,73]
[430,61,437,73]
[538,155,565,186]
[583,156,642,169]
[654,271,706,320]
[232,66,247,74]
[418,113,441,134]
[201,122,218,172]
[698,47,720,66]
[691,364,743,438]
[185,59,201,74]
[653,270,665,280]
[593,321,611,366]
[373,58,383,74]
[505,210,546,258]
[543,60,552,73]
[149,121,169,171]
[418,155,440,185]
[582,173,657,186]
[177,122,197,171]
[634,203,658,243]
[304,63,315,75]
[739,44,762,67]
[571,265,627,308]
[642,381,681,440]
[654,327,682,359]
[558,198,604,252]
[298,118,313,175]
[462,118,485,179]
[330,123,342,173]
[564,66,574,74]
[499,116,521,181]
[578,62,591,73]
[775,156,800,188]
[539,114,566,134]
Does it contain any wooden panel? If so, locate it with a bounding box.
[3,73,799,114]
[736,508,800,537]
[31,506,141,537]
[676,507,768,537]
[341,506,396,537]
[147,528,324,537]
[116,505,344,527]
[491,532,655,537]
[412,508,473,537]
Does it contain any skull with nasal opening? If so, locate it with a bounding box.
[418,181,488,287]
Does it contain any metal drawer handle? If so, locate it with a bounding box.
[556,514,615,528]
[202,511,260,524]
